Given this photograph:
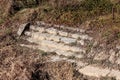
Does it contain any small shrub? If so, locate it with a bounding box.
[81,0,113,15]
[49,0,79,9]
[0,19,4,24]
[5,28,12,35]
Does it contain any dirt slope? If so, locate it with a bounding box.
[0,0,120,80]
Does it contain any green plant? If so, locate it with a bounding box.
[81,0,113,15]
[5,28,12,35]
[0,19,4,24]
[103,30,111,37]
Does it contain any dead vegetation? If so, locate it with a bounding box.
[0,0,120,80]
[0,31,74,80]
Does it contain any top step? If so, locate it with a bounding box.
[36,21,86,33]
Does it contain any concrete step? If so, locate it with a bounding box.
[19,22,120,80]
[36,21,86,33]
[79,65,120,80]
[20,44,84,58]
[39,40,85,53]
[79,65,110,78]
[20,43,120,80]
[49,55,120,80]
[50,55,88,68]
[24,31,86,46]
[29,25,93,40]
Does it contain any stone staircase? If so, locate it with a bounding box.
[19,21,120,80]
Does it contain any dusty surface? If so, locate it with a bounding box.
[18,21,120,80]
[0,0,120,80]
[0,17,120,80]
[0,33,79,80]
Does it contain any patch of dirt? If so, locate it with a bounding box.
[31,61,73,80]
[0,0,38,17]
[0,28,85,80]
[83,19,120,48]
[0,0,120,80]
[0,44,88,80]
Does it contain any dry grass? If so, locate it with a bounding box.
[0,1,120,79]
[0,22,77,80]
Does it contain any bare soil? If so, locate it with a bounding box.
[0,32,91,80]
[0,0,120,80]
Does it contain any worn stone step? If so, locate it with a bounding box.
[46,27,58,35]
[20,44,84,59]
[25,32,80,45]
[30,25,45,33]
[55,50,75,56]
[60,37,77,44]
[25,34,86,53]
[70,33,93,40]
[39,40,85,53]
[79,65,120,80]
[20,44,56,52]
[79,65,110,78]
[29,25,92,40]
[46,27,91,40]
[19,22,120,80]
[24,31,86,46]
[20,44,120,80]
[50,55,88,68]
[36,21,85,33]
[50,56,67,62]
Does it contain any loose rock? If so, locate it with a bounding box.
[17,23,30,36]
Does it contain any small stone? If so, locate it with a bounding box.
[24,31,31,36]
[17,23,30,36]
[46,28,57,35]
[69,46,85,53]
[78,40,85,46]
[79,29,85,33]
[116,58,120,64]
[71,34,80,39]
[56,50,74,56]
[79,34,93,40]
[50,56,67,62]
[30,25,36,30]
[116,45,120,50]
[109,49,116,63]
[79,65,110,77]
[58,31,68,37]
[60,37,76,44]
[93,41,98,47]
